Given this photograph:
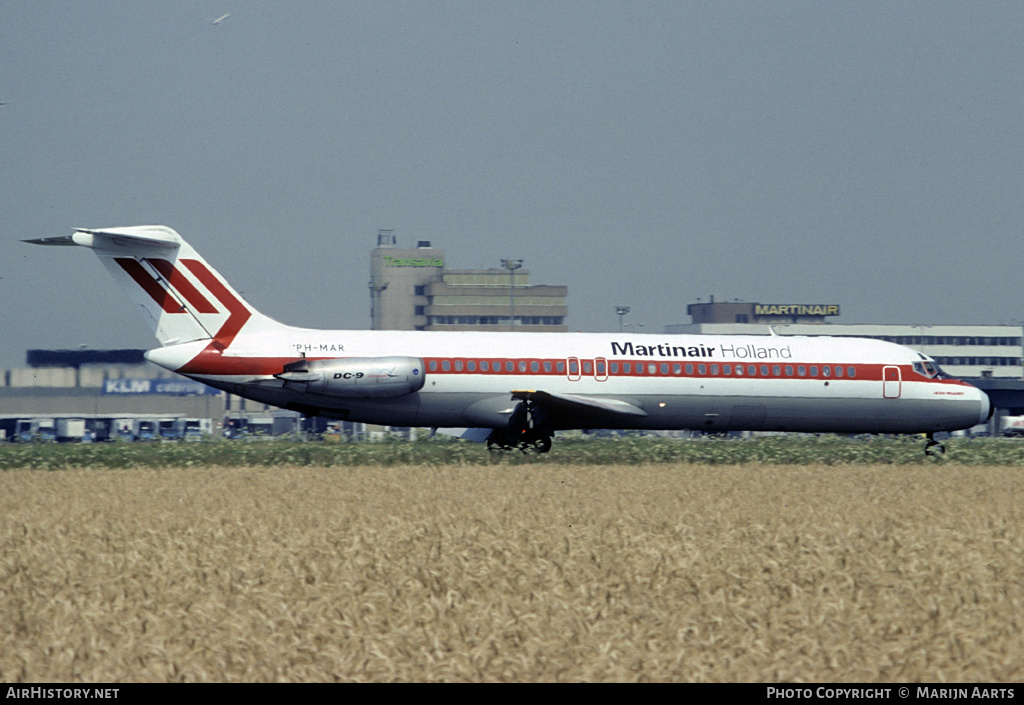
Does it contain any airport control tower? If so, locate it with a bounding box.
[369,230,445,330]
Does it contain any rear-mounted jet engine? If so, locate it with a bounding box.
[275,356,425,397]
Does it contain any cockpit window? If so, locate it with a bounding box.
[913,360,944,379]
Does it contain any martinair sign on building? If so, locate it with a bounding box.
[754,304,840,317]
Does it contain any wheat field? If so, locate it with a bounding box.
[1,463,1021,682]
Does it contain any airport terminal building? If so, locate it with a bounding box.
[0,349,351,441]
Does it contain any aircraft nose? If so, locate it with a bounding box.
[979,389,994,425]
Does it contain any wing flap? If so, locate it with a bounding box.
[432,427,494,443]
[511,390,647,418]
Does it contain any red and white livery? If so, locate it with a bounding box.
[29,226,992,454]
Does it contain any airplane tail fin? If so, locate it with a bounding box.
[26,226,284,347]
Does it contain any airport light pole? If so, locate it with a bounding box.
[615,306,631,332]
[369,282,388,330]
[501,258,523,331]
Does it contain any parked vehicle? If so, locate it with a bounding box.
[15,418,56,442]
[179,418,211,441]
[158,418,181,441]
[56,418,86,443]
[135,420,158,441]
[1001,415,1024,436]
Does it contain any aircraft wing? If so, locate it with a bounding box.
[511,390,647,418]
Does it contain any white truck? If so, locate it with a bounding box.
[1001,415,1024,436]
[56,418,87,442]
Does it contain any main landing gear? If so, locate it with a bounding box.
[486,430,552,454]
[925,433,946,457]
[487,399,553,454]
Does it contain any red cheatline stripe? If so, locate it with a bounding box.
[174,354,975,387]
[147,258,219,314]
[114,258,182,314]
[174,259,255,374]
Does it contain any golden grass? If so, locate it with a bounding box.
[1,464,1021,682]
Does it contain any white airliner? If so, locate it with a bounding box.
[28,226,992,454]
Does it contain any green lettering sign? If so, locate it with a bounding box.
[383,256,444,268]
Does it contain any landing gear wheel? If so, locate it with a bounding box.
[487,437,514,454]
[925,435,946,457]
[504,398,554,455]
[523,435,552,454]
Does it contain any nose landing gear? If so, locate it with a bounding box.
[925,433,946,457]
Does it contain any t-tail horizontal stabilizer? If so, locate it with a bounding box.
[25,225,285,348]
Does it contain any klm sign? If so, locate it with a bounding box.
[103,379,220,395]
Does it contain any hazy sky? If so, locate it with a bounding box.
[2,1,1023,368]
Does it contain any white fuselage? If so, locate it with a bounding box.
[146,328,992,434]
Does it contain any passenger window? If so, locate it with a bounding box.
[505,361,514,372]
[760,365,769,376]
[848,366,856,378]
[519,361,527,372]
[823,366,831,377]
[798,365,806,376]
[835,366,843,378]
[686,364,694,375]
[710,364,719,375]
[583,361,593,374]
[810,366,818,376]
[723,364,731,375]
[749,365,757,375]
[454,360,463,371]
[442,360,451,371]
[610,362,619,374]
[698,364,707,375]
[785,365,793,376]
[660,363,669,374]
[648,364,656,374]
[556,361,565,373]
[480,361,489,372]
[544,361,552,373]
[735,365,743,376]
[530,361,539,372]
[429,360,438,371]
